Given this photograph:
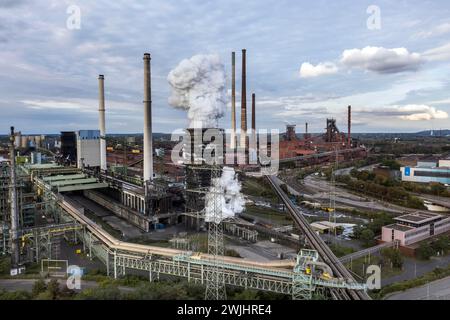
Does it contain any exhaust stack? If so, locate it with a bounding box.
[98,75,107,171]
[348,105,351,147]
[305,122,309,139]
[240,49,247,161]
[143,53,153,182]
[9,126,19,268]
[230,52,236,149]
[251,93,256,133]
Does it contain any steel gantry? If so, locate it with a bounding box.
[25,166,368,299]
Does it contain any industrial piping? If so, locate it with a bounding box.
[230,52,236,150]
[143,53,153,182]
[347,105,351,147]
[9,126,19,268]
[98,75,107,171]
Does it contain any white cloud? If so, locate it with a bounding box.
[397,105,448,121]
[415,22,450,39]
[422,42,450,62]
[22,98,140,113]
[299,46,423,78]
[358,104,448,121]
[299,62,338,78]
[340,47,422,74]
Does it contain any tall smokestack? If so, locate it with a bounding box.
[230,52,236,149]
[240,49,247,155]
[305,122,308,139]
[347,105,351,147]
[251,93,255,132]
[98,75,107,171]
[9,126,19,268]
[143,53,153,182]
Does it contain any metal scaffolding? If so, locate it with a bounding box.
[27,165,367,299]
[205,166,227,300]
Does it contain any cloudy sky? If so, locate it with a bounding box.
[1,0,450,134]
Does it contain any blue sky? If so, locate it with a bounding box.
[1,0,450,134]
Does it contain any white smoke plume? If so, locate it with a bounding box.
[167,54,226,128]
[205,167,245,224]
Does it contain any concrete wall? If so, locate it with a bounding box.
[77,139,101,168]
[83,190,151,232]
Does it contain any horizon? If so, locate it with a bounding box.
[1,1,450,134]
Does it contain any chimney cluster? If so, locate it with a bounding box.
[230,49,256,165]
[96,53,154,183]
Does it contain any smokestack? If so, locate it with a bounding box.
[305,122,308,139]
[98,75,107,171]
[240,49,247,155]
[348,105,351,147]
[143,53,153,182]
[251,93,255,132]
[9,126,19,268]
[231,52,236,149]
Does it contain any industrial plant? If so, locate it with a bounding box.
[0,49,374,301]
[1,1,450,306]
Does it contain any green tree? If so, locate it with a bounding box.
[232,290,259,300]
[32,279,47,297]
[416,242,436,260]
[430,183,446,196]
[360,229,376,247]
[381,248,403,269]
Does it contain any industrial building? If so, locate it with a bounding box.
[14,132,46,149]
[76,130,101,169]
[382,211,450,246]
[401,159,450,184]
[0,50,370,301]
[278,106,360,161]
[60,131,77,164]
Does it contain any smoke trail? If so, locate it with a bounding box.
[205,167,245,224]
[167,54,226,128]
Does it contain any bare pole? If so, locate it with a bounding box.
[9,126,19,268]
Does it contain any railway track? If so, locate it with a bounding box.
[266,174,370,300]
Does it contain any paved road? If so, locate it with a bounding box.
[0,278,134,293]
[302,174,408,214]
[382,255,450,286]
[387,276,450,300]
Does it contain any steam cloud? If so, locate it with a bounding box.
[205,167,245,224]
[167,54,226,128]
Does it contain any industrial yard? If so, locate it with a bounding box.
[1,0,450,309]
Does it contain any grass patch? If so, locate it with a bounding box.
[242,177,277,201]
[328,243,355,258]
[244,205,291,224]
[374,265,450,299]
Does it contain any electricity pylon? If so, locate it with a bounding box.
[205,166,227,300]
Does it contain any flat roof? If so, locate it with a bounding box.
[384,223,415,232]
[395,211,442,224]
